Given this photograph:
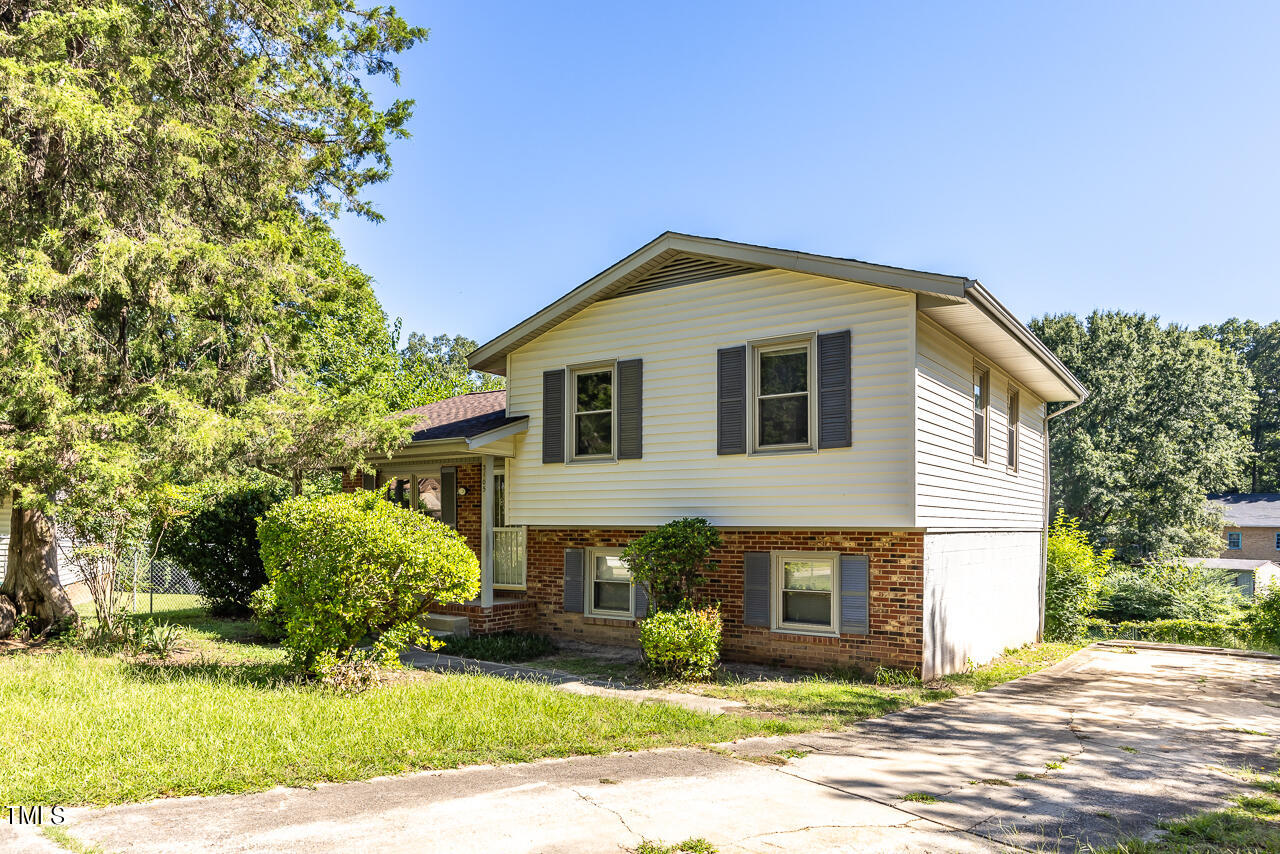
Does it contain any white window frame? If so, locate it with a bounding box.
[749,333,818,455]
[1006,385,1020,473]
[585,547,633,619]
[1227,531,1243,550]
[568,361,617,463]
[771,550,840,636]
[973,362,990,464]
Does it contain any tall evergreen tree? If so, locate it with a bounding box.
[0,1,424,631]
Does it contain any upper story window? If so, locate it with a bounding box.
[1006,387,1020,472]
[1227,531,1243,550]
[754,337,814,452]
[1275,532,1280,551]
[572,365,614,460]
[973,364,990,463]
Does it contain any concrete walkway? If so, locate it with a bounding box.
[15,645,1280,854]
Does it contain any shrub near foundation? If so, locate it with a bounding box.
[639,607,722,680]
[257,492,479,674]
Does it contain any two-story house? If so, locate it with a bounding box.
[350,233,1087,679]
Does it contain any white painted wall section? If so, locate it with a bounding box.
[505,269,918,528]
[922,531,1042,680]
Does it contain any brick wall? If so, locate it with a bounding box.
[434,598,537,633]
[1221,526,1280,562]
[525,528,925,674]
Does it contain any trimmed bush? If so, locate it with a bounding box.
[257,491,479,673]
[154,481,290,616]
[1084,617,1248,648]
[639,607,722,680]
[1044,511,1112,642]
[440,632,555,663]
[621,517,722,613]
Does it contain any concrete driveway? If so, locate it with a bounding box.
[12,644,1280,854]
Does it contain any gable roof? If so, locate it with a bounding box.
[1210,493,1280,527]
[467,232,1086,403]
[398,390,524,443]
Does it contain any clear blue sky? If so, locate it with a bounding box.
[332,1,1280,345]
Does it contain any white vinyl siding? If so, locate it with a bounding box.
[505,269,916,528]
[915,316,1048,530]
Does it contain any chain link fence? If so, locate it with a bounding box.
[124,549,204,616]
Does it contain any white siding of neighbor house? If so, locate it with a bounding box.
[915,316,1048,531]
[504,269,918,528]
[922,531,1042,679]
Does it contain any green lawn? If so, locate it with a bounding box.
[0,620,801,806]
[680,643,1081,728]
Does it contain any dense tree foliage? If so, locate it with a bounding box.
[0,1,424,629]
[1195,319,1280,494]
[1032,312,1254,559]
[385,330,504,412]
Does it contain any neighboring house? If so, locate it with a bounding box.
[352,233,1087,679]
[1173,557,1279,598]
[1211,493,1280,561]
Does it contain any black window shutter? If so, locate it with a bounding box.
[717,345,747,455]
[563,548,585,613]
[440,467,457,528]
[617,359,643,460]
[817,330,852,449]
[543,369,566,463]
[361,471,376,490]
[839,554,869,635]
[743,551,771,627]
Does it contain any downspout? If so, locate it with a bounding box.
[1038,392,1088,640]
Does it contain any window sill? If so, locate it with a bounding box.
[771,625,839,639]
[748,446,817,458]
[565,457,617,466]
[493,584,526,592]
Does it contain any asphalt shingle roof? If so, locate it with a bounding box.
[398,390,523,443]
[1209,493,1280,527]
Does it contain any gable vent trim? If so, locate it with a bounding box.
[605,253,763,300]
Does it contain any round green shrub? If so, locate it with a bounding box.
[257,491,479,672]
[1242,581,1280,649]
[638,607,722,680]
[154,480,290,616]
[620,517,722,613]
[248,582,285,641]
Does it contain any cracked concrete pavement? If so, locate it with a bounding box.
[9,645,1280,853]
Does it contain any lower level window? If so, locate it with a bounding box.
[773,552,837,633]
[1227,531,1242,550]
[587,549,633,617]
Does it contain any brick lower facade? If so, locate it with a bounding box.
[346,462,926,673]
[525,527,925,674]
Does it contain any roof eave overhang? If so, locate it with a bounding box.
[920,282,1088,404]
[468,232,971,376]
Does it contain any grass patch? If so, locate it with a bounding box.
[0,621,803,806]
[439,632,556,663]
[635,839,717,854]
[901,792,939,803]
[684,643,1080,729]
[1093,793,1280,852]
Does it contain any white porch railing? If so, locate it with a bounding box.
[493,526,526,588]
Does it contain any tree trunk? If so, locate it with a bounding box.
[0,494,77,636]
